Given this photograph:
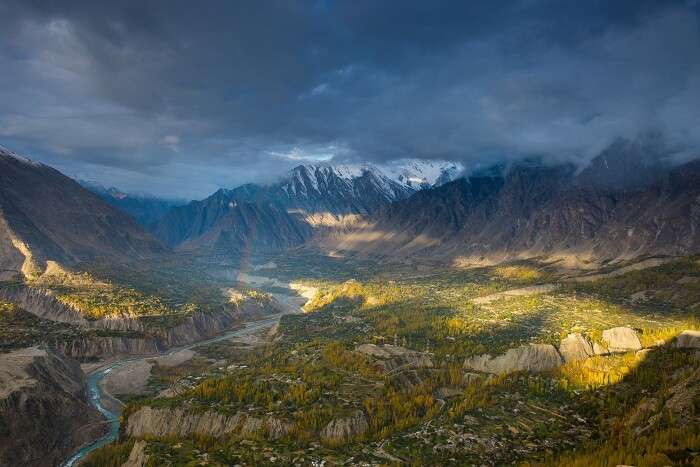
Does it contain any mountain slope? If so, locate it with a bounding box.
[0,347,105,466]
[0,148,167,280]
[153,160,460,252]
[177,201,313,254]
[318,146,700,266]
[80,181,186,229]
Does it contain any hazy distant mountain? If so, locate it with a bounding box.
[0,147,167,280]
[318,141,700,265]
[575,137,669,191]
[80,180,187,229]
[153,160,461,252]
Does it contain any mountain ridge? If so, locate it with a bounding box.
[316,146,700,266]
[152,160,461,252]
[0,148,168,280]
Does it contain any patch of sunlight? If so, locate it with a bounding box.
[493,265,544,282]
[558,352,642,389]
[304,279,404,313]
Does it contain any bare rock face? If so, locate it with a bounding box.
[559,333,595,362]
[463,344,562,375]
[355,343,394,359]
[126,406,292,441]
[122,440,150,467]
[55,336,163,361]
[0,347,105,467]
[674,330,700,349]
[320,410,369,445]
[602,327,642,353]
[0,284,280,361]
[593,341,608,355]
[355,343,433,373]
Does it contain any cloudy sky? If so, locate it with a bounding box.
[1,0,699,198]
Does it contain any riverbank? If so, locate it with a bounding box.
[61,267,318,466]
[63,313,286,466]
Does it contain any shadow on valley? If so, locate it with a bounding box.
[526,338,700,467]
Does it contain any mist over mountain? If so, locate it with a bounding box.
[319,138,700,266]
[79,180,187,229]
[2,1,699,197]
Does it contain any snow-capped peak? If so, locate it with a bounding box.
[288,159,462,189]
[277,159,462,201]
[380,159,463,189]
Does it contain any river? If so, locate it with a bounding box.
[63,271,310,466]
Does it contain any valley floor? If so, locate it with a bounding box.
[13,252,700,466]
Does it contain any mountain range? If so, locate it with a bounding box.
[2,140,700,272]
[318,139,700,266]
[152,160,461,254]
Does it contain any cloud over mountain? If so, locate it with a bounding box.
[1,0,699,197]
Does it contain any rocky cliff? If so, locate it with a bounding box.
[125,405,370,446]
[320,410,369,445]
[0,285,281,361]
[126,406,292,441]
[461,327,654,376]
[0,347,105,466]
[463,343,563,375]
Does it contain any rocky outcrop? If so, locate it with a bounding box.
[0,347,105,466]
[122,440,149,467]
[663,367,700,426]
[463,344,562,375]
[320,410,369,445]
[126,406,292,441]
[559,333,595,362]
[391,370,425,390]
[0,285,92,327]
[593,341,608,355]
[356,343,394,359]
[625,366,700,436]
[602,327,642,353]
[1,284,272,333]
[54,336,163,361]
[0,285,280,361]
[355,344,433,373]
[674,330,700,349]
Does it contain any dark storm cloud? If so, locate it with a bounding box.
[0,0,698,197]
